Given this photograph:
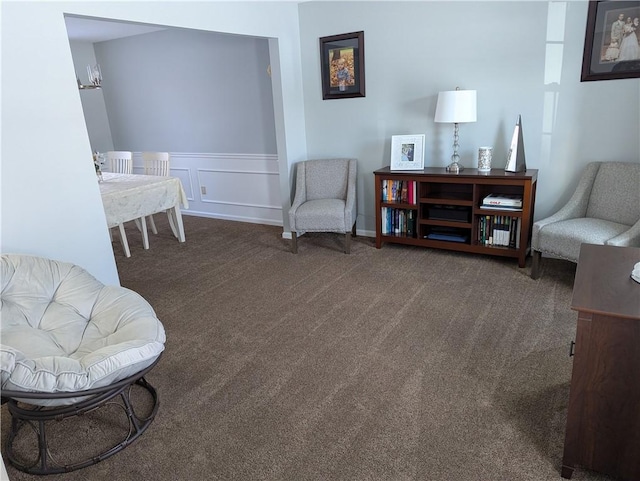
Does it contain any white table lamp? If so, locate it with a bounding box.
[434,88,477,173]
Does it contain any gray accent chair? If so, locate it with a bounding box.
[531,161,640,279]
[289,158,357,254]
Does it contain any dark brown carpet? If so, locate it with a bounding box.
[2,215,616,480]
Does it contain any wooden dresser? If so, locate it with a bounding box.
[561,244,640,480]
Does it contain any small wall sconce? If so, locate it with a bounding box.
[77,64,102,90]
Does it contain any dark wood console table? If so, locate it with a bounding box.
[561,244,640,480]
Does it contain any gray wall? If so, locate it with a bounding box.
[94,28,277,154]
[299,1,640,233]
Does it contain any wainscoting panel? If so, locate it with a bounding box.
[130,152,282,226]
[169,168,194,202]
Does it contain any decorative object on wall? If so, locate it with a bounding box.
[505,115,527,172]
[581,1,640,82]
[477,146,493,172]
[77,64,102,90]
[319,31,365,100]
[434,87,477,173]
[390,134,426,170]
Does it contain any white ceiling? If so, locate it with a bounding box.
[65,16,167,43]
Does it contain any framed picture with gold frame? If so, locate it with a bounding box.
[319,31,366,100]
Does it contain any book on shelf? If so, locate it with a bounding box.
[481,193,522,208]
[381,207,416,237]
[425,233,468,243]
[478,215,521,248]
[479,204,522,211]
[425,227,469,243]
[381,180,418,205]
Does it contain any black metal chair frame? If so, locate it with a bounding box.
[1,356,161,475]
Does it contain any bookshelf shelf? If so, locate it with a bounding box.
[380,202,418,209]
[421,219,473,228]
[374,167,538,267]
[422,197,473,206]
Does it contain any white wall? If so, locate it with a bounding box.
[1,1,307,285]
[299,1,640,235]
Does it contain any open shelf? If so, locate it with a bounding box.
[374,167,538,267]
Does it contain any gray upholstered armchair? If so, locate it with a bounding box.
[531,161,640,279]
[288,158,357,254]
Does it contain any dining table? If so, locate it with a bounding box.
[99,172,189,257]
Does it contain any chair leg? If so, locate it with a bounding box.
[148,215,158,235]
[345,232,351,254]
[118,224,131,258]
[291,231,298,254]
[531,250,542,279]
[140,217,149,250]
[167,207,186,243]
[352,221,356,237]
[167,210,178,238]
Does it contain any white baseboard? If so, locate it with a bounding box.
[182,211,283,227]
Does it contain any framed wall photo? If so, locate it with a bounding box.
[390,135,425,171]
[319,31,365,100]
[581,1,640,81]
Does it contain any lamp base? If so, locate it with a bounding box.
[446,161,464,173]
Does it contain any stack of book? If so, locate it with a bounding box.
[381,207,416,237]
[481,193,522,211]
[478,215,521,248]
[381,180,418,204]
[425,228,469,243]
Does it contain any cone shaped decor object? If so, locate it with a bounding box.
[505,115,526,172]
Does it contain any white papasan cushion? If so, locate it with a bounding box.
[1,254,165,399]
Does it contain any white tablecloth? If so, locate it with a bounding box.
[100,173,188,227]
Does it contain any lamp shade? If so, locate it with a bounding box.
[434,89,477,123]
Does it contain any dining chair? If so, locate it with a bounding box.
[106,151,133,174]
[105,151,142,256]
[143,151,170,177]
[142,152,171,235]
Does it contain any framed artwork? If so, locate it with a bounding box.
[581,1,640,81]
[390,135,425,171]
[319,31,365,100]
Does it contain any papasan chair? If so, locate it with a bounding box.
[0,254,166,475]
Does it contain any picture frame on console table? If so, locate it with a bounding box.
[581,0,640,82]
[390,134,426,171]
[319,31,366,100]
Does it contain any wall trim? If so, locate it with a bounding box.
[197,168,280,176]
[168,152,278,162]
[183,211,283,226]
[129,152,284,227]
[200,199,281,209]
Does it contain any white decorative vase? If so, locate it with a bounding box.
[478,147,493,172]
